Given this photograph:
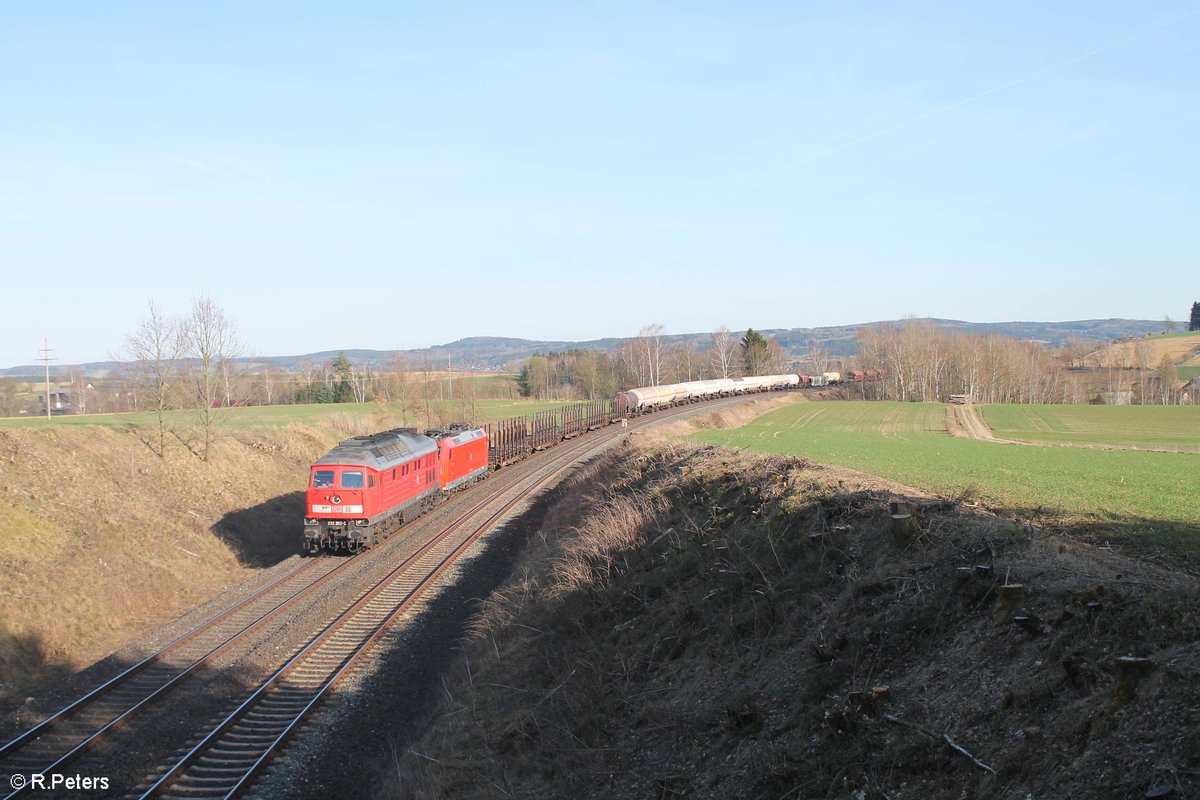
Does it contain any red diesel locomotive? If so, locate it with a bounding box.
[303,425,488,554]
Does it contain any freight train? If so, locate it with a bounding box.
[303,369,879,553]
[303,424,488,554]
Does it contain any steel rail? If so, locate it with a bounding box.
[0,558,315,758]
[0,557,358,800]
[5,391,768,798]
[139,433,609,799]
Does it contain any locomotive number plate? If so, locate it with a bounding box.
[312,504,363,514]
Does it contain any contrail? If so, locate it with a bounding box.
[802,8,1199,163]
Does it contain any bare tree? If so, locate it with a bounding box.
[456,371,479,423]
[397,356,416,420]
[638,323,666,386]
[419,355,435,415]
[673,339,702,381]
[351,363,372,404]
[615,339,642,386]
[1157,356,1180,405]
[122,301,185,457]
[806,338,831,375]
[68,369,92,415]
[184,295,242,461]
[765,337,789,374]
[1061,335,1098,370]
[1134,339,1153,404]
[857,321,1069,404]
[256,362,276,405]
[0,377,21,417]
[709,326,737,379]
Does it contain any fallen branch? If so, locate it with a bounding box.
[884,714,996,774]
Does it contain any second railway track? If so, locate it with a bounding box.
[139,429,613,799]
[0,394,763,799]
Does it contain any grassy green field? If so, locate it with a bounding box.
[689,401,1200,547]
[980,404,1200,451]
[0,398,580,430]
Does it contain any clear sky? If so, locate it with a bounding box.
[2,2,1197,368]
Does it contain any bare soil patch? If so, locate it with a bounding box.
[384,441,1200,800]
[950,403,1024,445]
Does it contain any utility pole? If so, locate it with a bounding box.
[39,338,56,420]
[448,355,452,402]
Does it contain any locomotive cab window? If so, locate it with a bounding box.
[341,470,364,489]
[312,470,335,489]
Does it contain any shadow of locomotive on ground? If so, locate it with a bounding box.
[211,491,306,567]
[0,624,73,709]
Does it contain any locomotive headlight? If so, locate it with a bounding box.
[355,519,369,526]
[305,518,318,526]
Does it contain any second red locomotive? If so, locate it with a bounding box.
[303,424,488,554]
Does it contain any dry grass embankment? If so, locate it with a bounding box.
[1086,331,1200,369]
[642,393,802,439]
[0,419,368,703]
[384,441,1199,800]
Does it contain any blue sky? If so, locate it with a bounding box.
[2,2,1197,368]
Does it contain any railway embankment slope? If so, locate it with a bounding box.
[0,423,341,704]
[385,440,1200,800]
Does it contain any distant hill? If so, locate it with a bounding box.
[0,318,1171,378]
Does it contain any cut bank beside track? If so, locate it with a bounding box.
[1,394,767,799]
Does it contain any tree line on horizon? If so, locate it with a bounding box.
[855,319,1191,405]
[513,325,822,400]
[5,307,1194,431]
[515,317,1196,406]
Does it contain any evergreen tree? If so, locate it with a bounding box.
[332,352,356,403]
[740,328,770,376]
[1189,301,1200,332]
[516,363,533,398]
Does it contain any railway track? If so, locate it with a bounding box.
[138,430,610,799]
[0,394,765,798]
[0,556,358,799]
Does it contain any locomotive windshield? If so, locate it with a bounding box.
[340,470,364,489]
[312,469,335,489]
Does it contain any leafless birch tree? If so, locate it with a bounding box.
[121,301,184,457]
[709,326,737,379]
[638,323,666,386]
[184,295,242,461]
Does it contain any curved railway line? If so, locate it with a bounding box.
[0,394,766,799]
[140,429,611,799]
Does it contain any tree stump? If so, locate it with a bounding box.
[1012,614,1042,636]
[994,583,1027,622]
[889,502,919,544]
[890,513,919,544]
[1112,656,1156,705]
